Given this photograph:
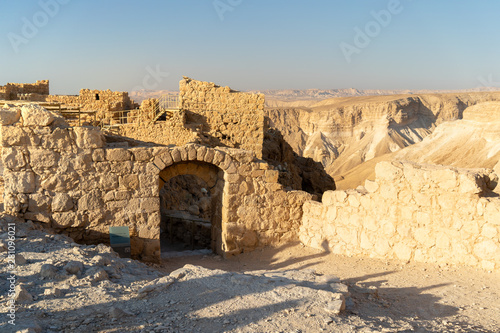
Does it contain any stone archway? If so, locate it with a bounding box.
[158,161,225,254]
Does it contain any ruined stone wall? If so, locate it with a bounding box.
[1,104,312,261]
[0,80,49,100]
[179,77,265,158]
[46,89,136,120]
[300,161,500,271]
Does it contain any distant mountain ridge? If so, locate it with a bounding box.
[249,87,500,103]
[130,87,500,105]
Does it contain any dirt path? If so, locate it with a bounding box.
[159,242,500,332]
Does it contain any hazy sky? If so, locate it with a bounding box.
[1,0,500,94]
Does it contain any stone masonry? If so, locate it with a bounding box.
[0,104,311,262]
[300,161,500,271]
[0,80,49,101]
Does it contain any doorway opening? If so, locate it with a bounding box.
[159,163,224,258]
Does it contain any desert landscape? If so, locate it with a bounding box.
[2,1,500,332]
[0,77,499,333]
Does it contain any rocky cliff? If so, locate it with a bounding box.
[265,92,500,188]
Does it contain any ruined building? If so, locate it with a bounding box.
[1,77,499,271]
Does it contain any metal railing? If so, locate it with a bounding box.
[152,95,180,122]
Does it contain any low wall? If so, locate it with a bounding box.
[1,104,311,261]
[300,161,500,270]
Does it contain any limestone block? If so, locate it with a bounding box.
[28,193,51,212]
[153,155,166,170]
[364,180,379,193]
[196,145,207,161]
[187,145,197,160]
[52,212,81,228]
[92,149,106,162]
[170,148,181,162]
[110,161,132,174]
[322,191,347,205]
[159,152,173,167]
[224,173,241,183]
[52,193,74,212]
[24,212,51,223]
[432,169,458,190]
[78,190,103,211]
[264,170,279,183]
[2,147,26,170]
[29,149,59,169]
[115,190,131,201]
[99,174,119,191]
[41,128,72,150]
[141,197,160,212]
[484,201,500,225]
[108,200,128,210]
[4,171,35,193]
[459,173,483,194]
[0,107,21,125]
[106,148,131,162]
[73,127,104,149]
[21,104,54,126]
[1,126,29,146]
[179,147,188,161]
[393,243,413,261]
[140,174,158,189]
[379,185,398,201]
[41,172,79,192]
[375,162,402,181]
[132,148,152,161]
[212,150,225,165]
[95,162,111,173]
[225,162,237,174]
[268,183,282,192]
[219,155,232,170]
[473,240,499,261]
[348,195,361,208]
[120,174,139,189]
[72,154,92,171]
[204,148,215,163]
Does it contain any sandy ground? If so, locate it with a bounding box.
[159,243,500,332]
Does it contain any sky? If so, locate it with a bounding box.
[1,0,500,95]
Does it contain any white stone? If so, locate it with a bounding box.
[21,104,54,126]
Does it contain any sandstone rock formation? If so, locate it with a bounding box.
[266,92,500,186]
[337,101,500,189]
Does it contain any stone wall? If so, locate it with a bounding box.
[0,104,312,261]
[300,161,500,271]
[0,80,49,100]
[179,77,265,158]
[46,89,137,120]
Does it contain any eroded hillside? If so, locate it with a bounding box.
[265,92,500,188]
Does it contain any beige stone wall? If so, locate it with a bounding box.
[1,104,312,261]
[46,89,136,120]
[0,80,49,100]
[300,161,500,271]
[179,77,265,158]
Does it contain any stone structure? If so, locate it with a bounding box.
[0,80,49,101]
[46,89,136,120]
[179,77,265,158]
[111,77,266,159]
[0,104,311,262]
[300,161,500,271]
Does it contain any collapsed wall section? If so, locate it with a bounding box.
[300,161,500,271]
[0,104,312,261]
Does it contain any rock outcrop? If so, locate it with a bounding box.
[266,92,500,186]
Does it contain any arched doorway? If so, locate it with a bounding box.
[158,161,224,257]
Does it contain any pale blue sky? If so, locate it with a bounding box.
[1,0,499,94]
